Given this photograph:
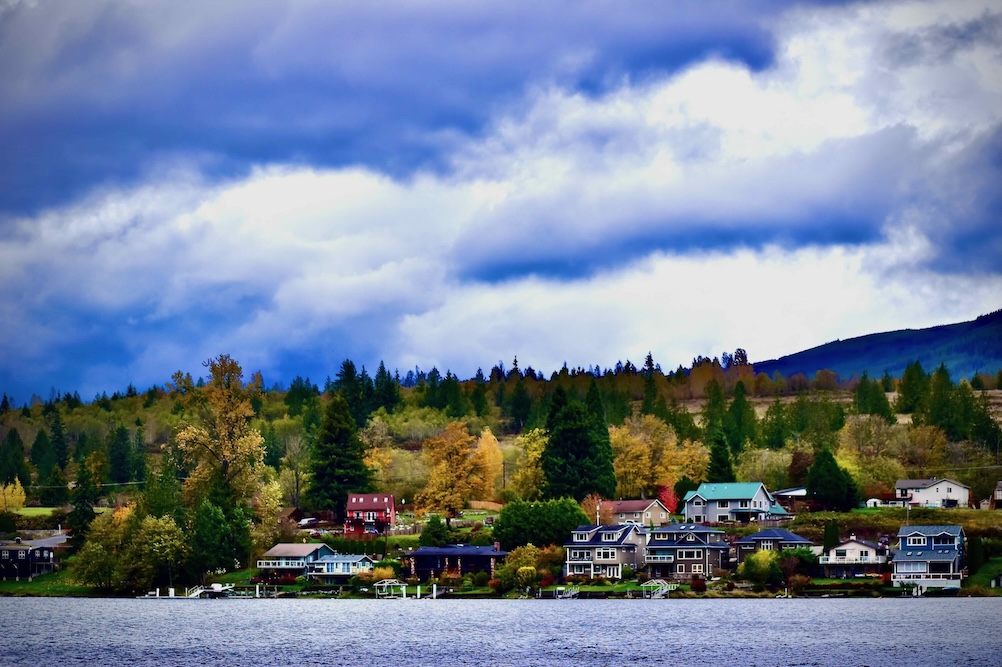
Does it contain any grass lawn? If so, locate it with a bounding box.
[0,565,96,597]
[966,557,1002,590]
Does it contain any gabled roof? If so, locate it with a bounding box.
[896,524,964,538]
[831,537,881,551]
[683,482,769,502]
[262,543,333,558]
[347,493,396,511]
[892,548,961,563]
[565,523,644,547]
[733,528,812,546]
[608,499,666,514]
[646,523,729,548]
[895,478,969,490]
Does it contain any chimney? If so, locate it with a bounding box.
[494,542,501,552]
[850,533,856,542]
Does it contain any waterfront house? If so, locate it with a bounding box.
[890,525,966,594]
[643,523,730,580]
[818,534,888,578]
[894,478,970,508]
[344,493,396,535]
[0,540,56,580]
[682,482,788,524]
[990,481,1002,510]
[564,524,645,580]
[606,499,671,527]
[410,543,507,581]
[257,543,338,578]
[308,554,375,585]
[733,528,814,565]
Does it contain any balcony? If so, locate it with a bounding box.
[891,572,963,581]
[256,559,307,569]
[819,555,887,565]
[644,554,675,563]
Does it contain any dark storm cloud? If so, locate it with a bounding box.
[0,0,799,215]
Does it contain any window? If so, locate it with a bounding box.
[718,501,729,509]
[676,564,686,574]
[933,536,953,546]
[679,549,703,560]
[906,536,927,547]
[693,499,704,507]
[686,533,695,542]
[717,515,729,523]
[602,532,617,542]
[660,512,666,519]
[947,487,952,493]
[573,533,588,542]
[739,500,749,509]
[760,540,774,551]
[569,550,590,561]
[692,515,703,523]
[645,512,651,519]
[634,512,640,518]
[692,564,704,574]
[18,550,25,559]
[1,551,7,559]
[897,561,927,573]
[835,549,847,558]
[596,549,616,560]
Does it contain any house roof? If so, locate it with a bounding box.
[733,529,813,546]
[608,499,665,514]
[683,482,768,502]
[892,548,960,563]
[565,524,644,547]
[412,544,507,557]
[832,538,881,551]
[896,525,964,538]
[262,543,332,558]
[347,493,396,511]
[646,523,729,548]
[895,478,969,490]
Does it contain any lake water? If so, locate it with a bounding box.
[3,597,1000,666]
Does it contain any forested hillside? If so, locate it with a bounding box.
[754,309,1002,381]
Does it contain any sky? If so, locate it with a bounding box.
[1,0,1001,403]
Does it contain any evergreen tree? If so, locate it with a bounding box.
[895,361,930,413]
[131,425,147,485]
[758,398,787,450]
[284,376,319,417]
[545,386,568,432]
[822,520,841,553]
[470,377,489,417]
[373,361,402,413]
[50,411,69,470]
[333,359,374,428]
[142,452,186,527]
[673,476,699,508]
[30,429,54,480]
[854,372,895,423]
[304,392,373,519]
[922,363,962,441]
[262,422,283,469]
[107,424,132,484]
[0,428,31,489]
[701,379,728,439]
[541,399,616,501]
[705,428,735,483]
[641,352,658,416]
[507,378,533,432]
[39,466,68,506]
[806,447,856,511]
[67,463,99,550]
[419,515,450,547]
[724,381,756,457]
[187,500,231,582]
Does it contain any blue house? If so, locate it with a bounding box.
[891,525,966,594]
[733,528,813,565]
[564,524,645,580]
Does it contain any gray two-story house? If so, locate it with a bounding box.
[682,482,788,524]
[564,524,645,580]
[643,523,730,580]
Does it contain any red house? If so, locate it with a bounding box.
[344,493,396,535]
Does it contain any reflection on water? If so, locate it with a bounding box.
[4,597,1000,666]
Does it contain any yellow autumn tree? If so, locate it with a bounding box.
[417,421,479,518]
[510,428,548,501]
[472,428,503,500]
[173,355,265,506]
[610,425,651,498]
[1,478,26,511]
[610,415,692,497]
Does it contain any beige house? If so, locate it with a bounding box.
[564,524,645,580]
[606,499,671,526]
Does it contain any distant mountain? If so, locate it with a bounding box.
[752,309,1002,381]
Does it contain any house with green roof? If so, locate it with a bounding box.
[682,482,788,524]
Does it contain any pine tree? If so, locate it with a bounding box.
[68,463,99,549]
[305,392,373,519]
[895,361,929,413]
[0,428,31,489]
[107,425,132,484]
[541,399,615,501]
[724,380,756,457]
[373,361,402,413]
[30,429,54,480]
[806,447,856,511]
[50,411,69,470]
[705,428,735,483]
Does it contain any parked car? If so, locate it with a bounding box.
[299,517,318,528]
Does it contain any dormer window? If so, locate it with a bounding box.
[686,533,695,542]
[906,536,926,547]
[602,532,617,542]
[573,533,588,542]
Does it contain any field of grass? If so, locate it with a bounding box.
[0,564,96,597]
[966,557,1002,590]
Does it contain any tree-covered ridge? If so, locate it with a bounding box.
[754,308,1002,382]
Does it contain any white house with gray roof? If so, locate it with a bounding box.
[891,525,966,594]
[895,478,970,508]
